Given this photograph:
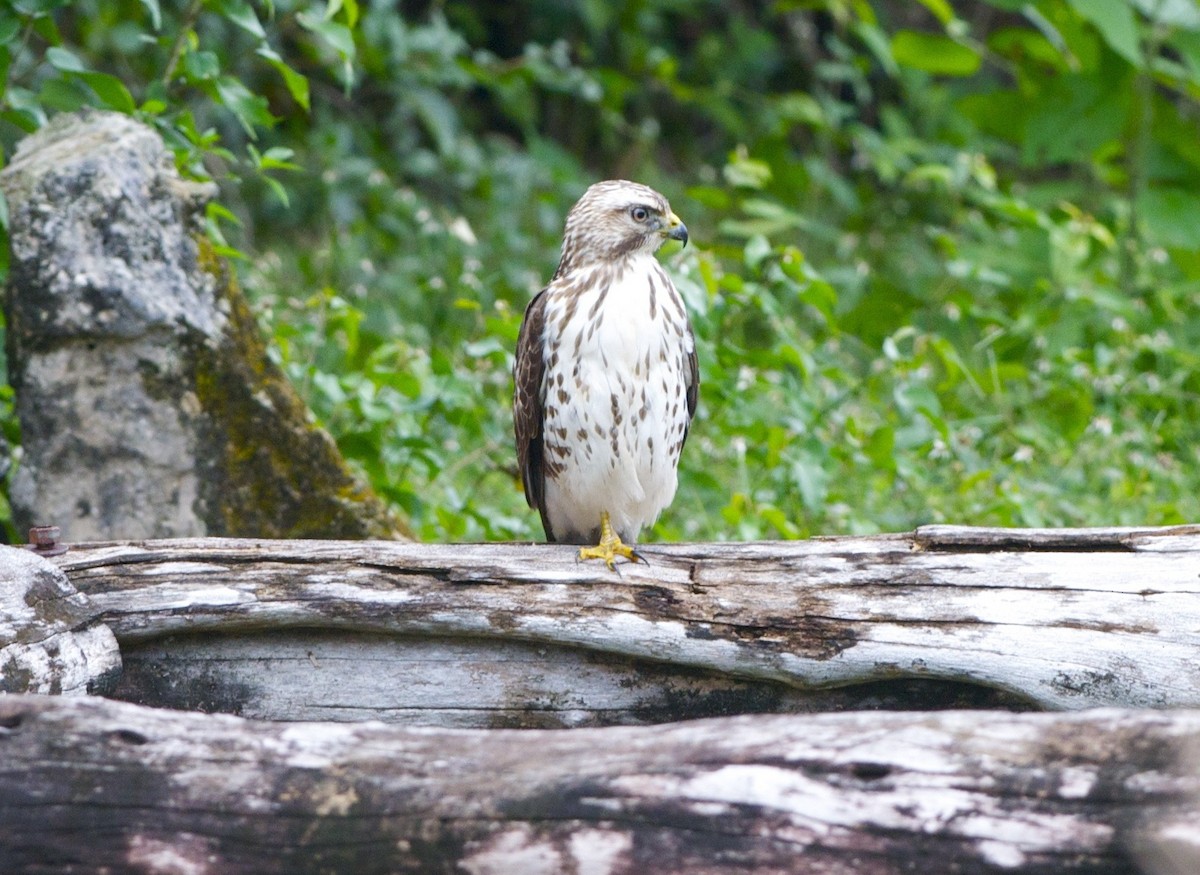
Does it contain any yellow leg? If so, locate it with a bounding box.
[578,511,643,570]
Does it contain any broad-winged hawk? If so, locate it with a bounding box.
[513,180,698,567]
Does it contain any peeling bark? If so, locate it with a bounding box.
[0,545,119,696]
[0,695,1196,874]
[40,525,1200,724]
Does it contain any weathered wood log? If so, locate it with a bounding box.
[0,694,1196,874]
[0,545,119,695]
[45,525,1200,725]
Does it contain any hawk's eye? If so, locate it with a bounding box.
[631,206,650,222]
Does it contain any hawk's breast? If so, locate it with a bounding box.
[538,256,693,542]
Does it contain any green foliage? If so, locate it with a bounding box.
[2,1,1200,542]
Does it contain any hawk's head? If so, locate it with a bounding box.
[556,180,688,276]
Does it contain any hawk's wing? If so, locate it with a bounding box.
[513,288,555,539]
[682,307,700,452]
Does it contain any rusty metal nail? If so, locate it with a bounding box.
[26,525,68,557]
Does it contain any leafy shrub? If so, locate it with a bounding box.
[2,0,1199,542]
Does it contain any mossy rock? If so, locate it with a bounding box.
[2,109,408,541]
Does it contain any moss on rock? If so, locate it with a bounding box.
[2,110,409,541]
[187,235,408,540]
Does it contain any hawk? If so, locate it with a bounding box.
[513,180,698,567]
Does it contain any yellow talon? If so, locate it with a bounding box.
[578,511,643,570]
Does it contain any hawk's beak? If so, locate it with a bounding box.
[664,212,689,247]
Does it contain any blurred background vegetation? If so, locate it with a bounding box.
[1,0,1200,542]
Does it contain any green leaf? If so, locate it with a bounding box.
[957,90,1028,143]
[45,48,136,113]
[722,153,772,189]
[79,71,135,113]
[775,92,825,128]
[206,201,242,228]
[1171,30,1200,82]
[0,190,9,232]
[0,45,12,91]
[26,12,57,50]
[262,174,290,207]
[865,426,896,472]
[38,77,87,112]
[3,87,46,130]
[325,0,359,27]
[45,45,85,72]
[0,14,21,44]
[743,235,772,270]
[1138,185,1200,250]
[297,11,355,86]
[894,382,943,419]
[1021,72,1129,165]
[11,0,72,14]
[1041,386,1093,440]
[260,146,298,168]
[258,46,310,111]
[851,20,899,77]
[798,278,838,324]
[410,87,458,155]
[297,12,355,58]
[916,0,956,26]
[790,452,829,513]
[1068,0,1141,66]
[182,50,220,83]
[139,0,161,30]
[212,76,275,137]
[685,185,731,210]
[1131,0,1200,30]
[891,30,981,76]
[211,0,266,39]
[987,26,1069,70]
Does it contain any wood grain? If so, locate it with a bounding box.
[0,694,1196,874]
[0,545,120,696]
[43,526,1200,723]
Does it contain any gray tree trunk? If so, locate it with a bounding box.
[1,110,404,542]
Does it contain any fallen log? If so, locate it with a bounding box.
[45,524,1200,724]
[0,546,119,696]
[0,694,1196,874]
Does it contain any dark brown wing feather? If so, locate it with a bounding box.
[513,288,556,540]
[681,320,700,451]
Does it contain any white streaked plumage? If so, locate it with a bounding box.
[513,180,698,546]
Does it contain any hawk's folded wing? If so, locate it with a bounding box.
[683,320,699,450]
[513,288,553,538]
